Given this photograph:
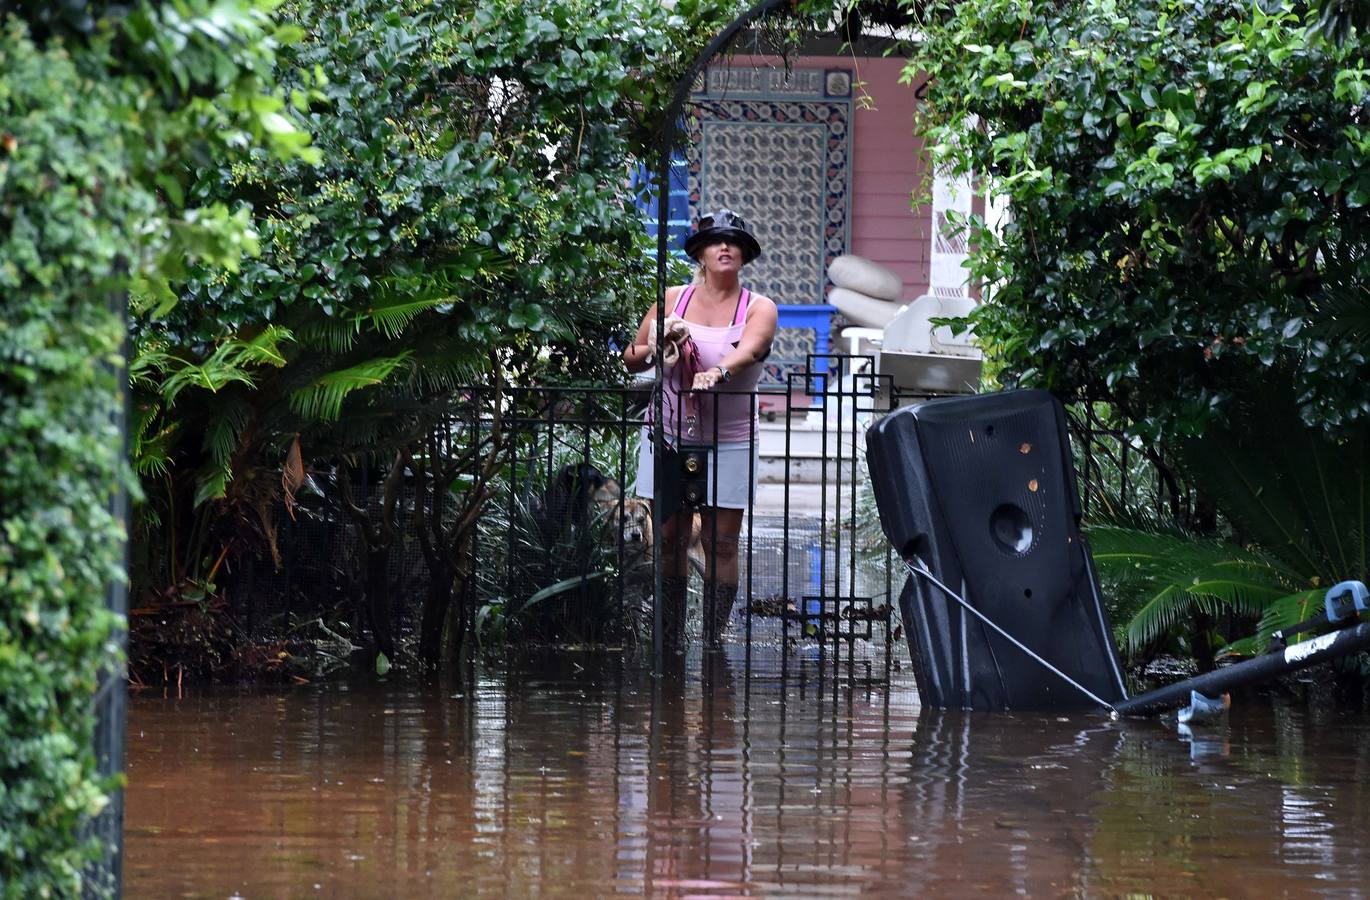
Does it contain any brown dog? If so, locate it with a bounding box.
[594,480,705,573]
[607,496,653,555]
[596,491,654,647]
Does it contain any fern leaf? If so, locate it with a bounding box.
[163,360,255,404]
[290,353,412,421]
[297,318,361,354]
[1088,524,1299,656]
[1253,589,1324,641]
[193,462,232,507]
[202,399,253,468]
[233,325,293,367]
[362,294,457,340]
[132,411,177,478]
[1123,583,1192,656]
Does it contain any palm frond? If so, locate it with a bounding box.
[290,353,412,421]
[411,352,486,393]
[202,398,253,468]
[159,329,292,405]
[132,406,177,478]
[1176,393,1368,584]
[360,294,457,340]
[297,318,361,354]
[1087,524,1301,656]
[1311,234,1370,342]
[128,346,174,391]
[1223,590,1325,657]
[233,325,293,367]
[193,461,232,507]
[1254,589,1324,643]
[1312,282,1370,342]
[163,355,255,404]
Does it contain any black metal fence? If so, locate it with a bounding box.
[1066,401,1194,527]
[233,355,905,677]
[235,355,1179,684]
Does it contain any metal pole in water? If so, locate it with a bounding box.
[1115,622,1370,717]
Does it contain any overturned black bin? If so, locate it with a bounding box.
[865,389,1370,715]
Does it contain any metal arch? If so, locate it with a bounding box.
[650,0,791,666]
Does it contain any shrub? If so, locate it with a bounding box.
[1,2,308,892]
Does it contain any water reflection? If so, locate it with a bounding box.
[126,640,1370,897]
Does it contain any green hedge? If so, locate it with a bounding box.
[2,0,310,889]
[0,20,127,897]
[909,0,1370,438]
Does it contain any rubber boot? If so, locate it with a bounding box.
[703,582,738,643]
[660,575,689,653]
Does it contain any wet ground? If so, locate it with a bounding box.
[125,635,1370,898]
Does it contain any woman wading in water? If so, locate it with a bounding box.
[622,209,778,650]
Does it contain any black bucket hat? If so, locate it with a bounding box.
[683,208,762,264]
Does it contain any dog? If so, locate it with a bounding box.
[589,488,653,649]
[605,495,652,552]
[592,478,704,574]
[535,462,614,534]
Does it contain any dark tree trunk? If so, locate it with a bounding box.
[419,560,453,666]
[364,541,395,662]
[444,563,472,669]
[338,451,407,664]
[1191,610,1218,673]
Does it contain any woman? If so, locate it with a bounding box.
[622,209,778,650]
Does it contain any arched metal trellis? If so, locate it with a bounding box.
[649,0,793,666]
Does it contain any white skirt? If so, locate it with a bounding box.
[633,426,758,509]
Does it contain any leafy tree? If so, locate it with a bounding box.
[910,0,1370,440]
[128,0,742,664]
[906,0,1370,674]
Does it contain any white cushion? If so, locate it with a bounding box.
[828,286,904,329]
[827,255,903,301]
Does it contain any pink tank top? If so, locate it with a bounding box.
[658,284,761,444]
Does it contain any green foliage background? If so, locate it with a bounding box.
[122,0,750,675]
[910,0,1370,439]
[907,0,1370,660]
[2,0,754,881]
[0,0,316,893]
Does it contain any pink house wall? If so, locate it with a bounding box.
[728,54,932,302]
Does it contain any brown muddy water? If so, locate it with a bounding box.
[125,639,1370,898]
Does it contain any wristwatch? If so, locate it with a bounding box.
[713,365,732,383]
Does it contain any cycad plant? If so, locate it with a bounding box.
[470,449,629,649]
[1087,524,1316,664]
[1088,378,1367,667]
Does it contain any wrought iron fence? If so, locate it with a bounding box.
[246,355,906,678]
[241,357,1190,685]
[1066,402,1194,527]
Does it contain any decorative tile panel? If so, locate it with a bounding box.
[685,68,853,385]
[690,114,830,307]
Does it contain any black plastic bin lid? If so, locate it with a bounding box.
[865,390,1127,711]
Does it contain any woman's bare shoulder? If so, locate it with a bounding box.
[746,291,778,314]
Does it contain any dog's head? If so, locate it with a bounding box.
[609,497,652,551]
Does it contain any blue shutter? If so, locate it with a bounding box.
[630,154,690,261]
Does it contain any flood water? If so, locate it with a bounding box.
[125,637,1370,898]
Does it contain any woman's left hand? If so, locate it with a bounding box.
[692,367,723,390]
